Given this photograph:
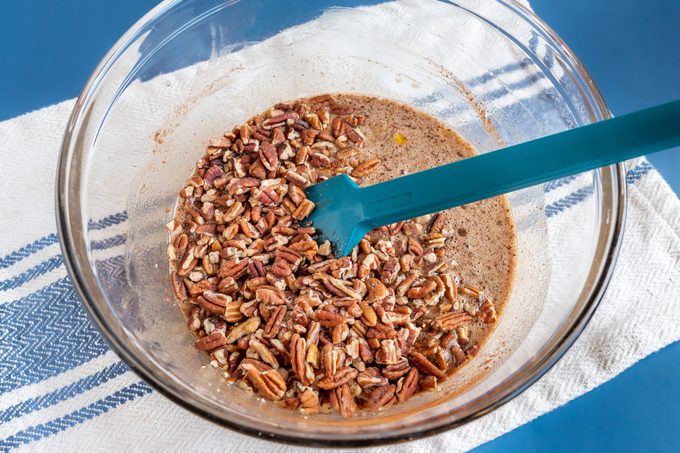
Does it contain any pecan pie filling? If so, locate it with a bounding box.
[167,94,516,417]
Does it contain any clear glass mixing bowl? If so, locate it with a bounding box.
[56,0,625,446]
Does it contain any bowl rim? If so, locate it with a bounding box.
[56,0,626,446]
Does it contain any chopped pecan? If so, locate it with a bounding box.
[316,309,344,327]
[299,388,319,408]
[456,325,469,345]
[188,307,201,331]
[195,331,227,351]
[358,253,379,279]
[321,344,345,377]
[332,323,349,344]
[411,351,446,380]
[382,360,411,380]
[451,345,467,366]
[420,375,438,391]
[177,249,198,277]
[284,169,309,188]
[219,258,249,279]
[317,366,359,390]
[375,339,401,365]
[396,367,419,403]
[262,112,299,129]
[290,334,313,386]
[322,276,361,300]
[225,317,261,344]
[227,177,260,195]
[218,276,238,294]
[292,199,315,220]
[479,300,497,323]
[263,306,286,338]
[407,279,437,299]
[432,311,472,332]
[364,384,395,411]
[271,259,292,277]
[170,272,187,301]
[365,278,390,302]
[256,286,286,305]
[243,365,286,400]
[357,367,388,388]
[351,158,380,177]
[359,301,378,327]
[335,384,357,418]
[223,300,244,323]
[250,338,279,368]
[196,295,225,316]
[259,142,279,171]
[398,324,419,356]
[310,152,331,168]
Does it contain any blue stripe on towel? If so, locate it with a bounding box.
[0,361,129,423]
[544,175,578,192]
[545,186,595,218]
[0,277,110,394]
[91,234,126,251]
[0,212,127,274]
[0,255,63,291]
[0,235,124,292]
[626,161,654,184]
[0,234,59,270]
[87,211,128,231]
[0,381,152,450]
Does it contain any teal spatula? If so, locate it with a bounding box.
[305,100,680,256]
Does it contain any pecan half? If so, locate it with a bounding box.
[432,311,472,332]
[359,301,378,327]
[315,309,344,327]
[382,360,411,380]
[375,339,400,365]
[195,331,227,351]
[170,272,187,301]
[292,199,315,220]
[250,338,279,368]
[263,306,286,338]
[335,384,357,418]
[225,316,261,344]
[223,300,244,323]
[196,295,225,316]
[364,384,395,411]
[290,334,313,386]
[243,365,286,400]
[256,286,286,305]
[441,272,458,302]
[396,367,419,403]
[317,366,358,390]
[407,279,437,299]
[351,159,380,177]
[410,351,446,380]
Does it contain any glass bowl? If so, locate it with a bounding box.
[56,0,625,446]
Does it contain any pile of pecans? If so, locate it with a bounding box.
[167,95,497,417]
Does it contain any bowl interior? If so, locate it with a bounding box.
[60,0,622,445]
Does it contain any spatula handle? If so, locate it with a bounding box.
[357,100,680,229]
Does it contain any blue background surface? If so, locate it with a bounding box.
[1,0,678,450]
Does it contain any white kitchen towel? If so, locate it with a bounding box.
[2,1,680,452]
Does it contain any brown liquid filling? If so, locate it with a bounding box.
[169,94,516,416]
